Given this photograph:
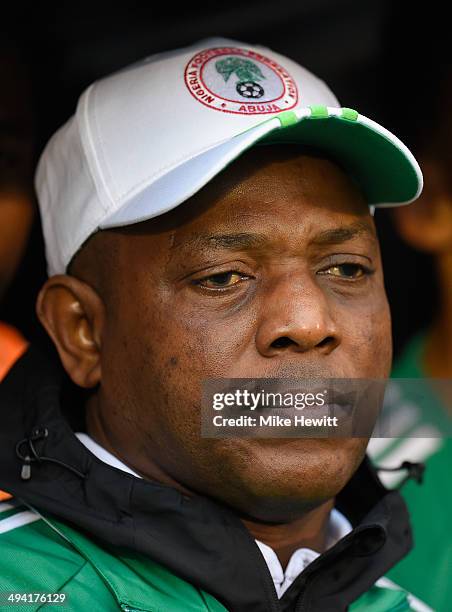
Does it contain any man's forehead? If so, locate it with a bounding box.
[205,145,364,202]
[146,148,368,234]
[157,150,372,252]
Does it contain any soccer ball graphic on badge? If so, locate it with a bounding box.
[236,80,265,98]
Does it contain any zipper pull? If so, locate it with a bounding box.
[21,455,32,480]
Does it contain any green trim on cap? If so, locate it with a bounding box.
[341,107,359,121]
[277,111,298,128]
[309,105,329,119]
[261,114,420,205]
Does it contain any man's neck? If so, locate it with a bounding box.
[240,498,335,570]
[86,398,336,569]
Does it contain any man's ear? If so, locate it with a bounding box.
[392,158,452,253]
[36,275,105,388]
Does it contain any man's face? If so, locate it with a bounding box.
[73,146,392,521]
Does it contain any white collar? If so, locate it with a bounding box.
[255,507,352,598]
[75,432,141,477]
[75,432,352,598]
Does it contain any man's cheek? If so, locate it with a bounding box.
[347,312,391,377]
[162,319,242,377]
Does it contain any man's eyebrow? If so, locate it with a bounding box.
[172,222,376,253]
[311,221,376,246]
[171,232,268,251]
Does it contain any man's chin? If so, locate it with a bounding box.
[211,436,367,522]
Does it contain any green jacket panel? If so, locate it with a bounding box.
[0,501,427,611]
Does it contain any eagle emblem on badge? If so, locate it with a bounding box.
[215,57,266,99]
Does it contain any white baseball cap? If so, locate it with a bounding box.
[36,37,423,276]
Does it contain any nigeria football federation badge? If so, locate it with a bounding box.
[184,47,298,115]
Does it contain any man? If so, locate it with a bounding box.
[0,39,430,611]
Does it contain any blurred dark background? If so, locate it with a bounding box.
[0,0,448,358]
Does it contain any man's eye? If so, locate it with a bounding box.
[321,264,368,279]
[194,271,247,289]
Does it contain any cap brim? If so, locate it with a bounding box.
[261,108,422,207]
[101,107,423,229]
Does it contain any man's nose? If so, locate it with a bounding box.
[255,273,340,357]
